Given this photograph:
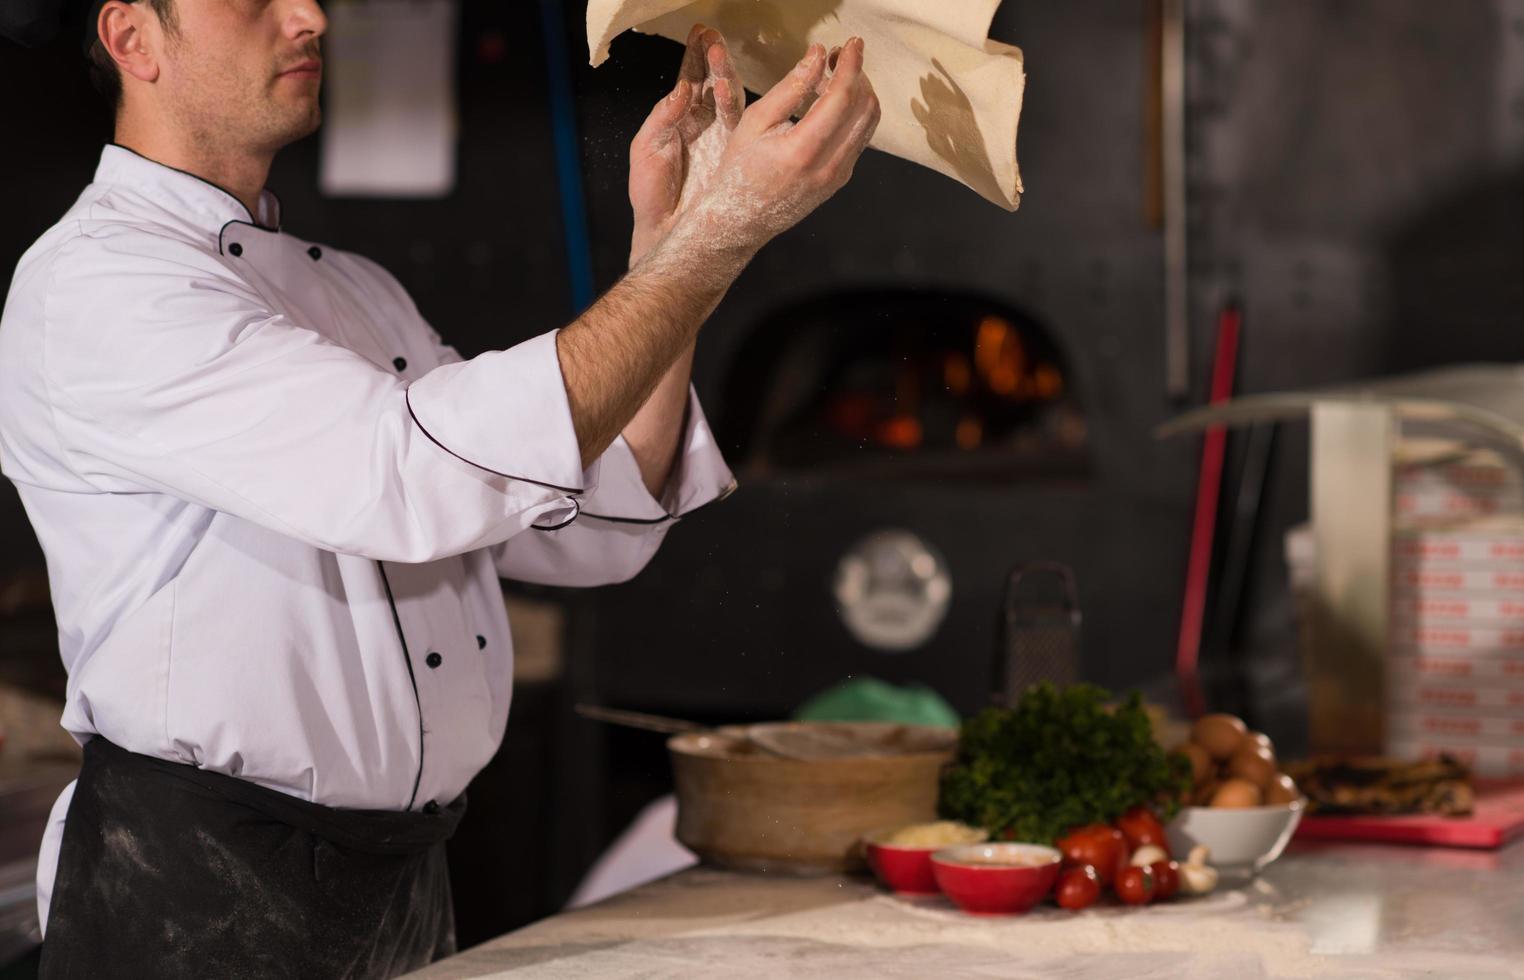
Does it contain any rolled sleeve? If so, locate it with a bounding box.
[405,331,586,495]
[581,387,737,525]
[493,388,735,586]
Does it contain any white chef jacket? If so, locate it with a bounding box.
[0,145,735,929]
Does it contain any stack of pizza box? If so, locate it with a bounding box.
[1386,443,1524,778]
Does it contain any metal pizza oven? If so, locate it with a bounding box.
[575,283,1177,720]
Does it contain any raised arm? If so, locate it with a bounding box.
[556,31,881,473]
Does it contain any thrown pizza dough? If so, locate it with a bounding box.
[588,0,1025,211]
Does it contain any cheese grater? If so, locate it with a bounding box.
[991,562,1082,707]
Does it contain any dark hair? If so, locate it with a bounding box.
[86,0,177,108]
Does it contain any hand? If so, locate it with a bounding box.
[628,25,746,266]
[675,36,881,259]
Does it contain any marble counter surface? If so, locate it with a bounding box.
[413,840,1524,979]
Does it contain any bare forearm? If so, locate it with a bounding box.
[556,232,745,470]
[622,343,695,496]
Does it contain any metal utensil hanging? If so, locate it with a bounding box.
[991,562,1082,706]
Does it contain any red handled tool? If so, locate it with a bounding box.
[1175,304,1242,719]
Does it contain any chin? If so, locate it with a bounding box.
[268,107,323,150]
[296,107,322,140]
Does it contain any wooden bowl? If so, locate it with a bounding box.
[669,722,958,875]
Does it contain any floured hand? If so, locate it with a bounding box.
[628,25,745,266]
[661,37,881,265]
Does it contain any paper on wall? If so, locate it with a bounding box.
[320,0,459,198]
[586,0,1025,211]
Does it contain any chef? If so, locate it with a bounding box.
[0,0,880,975]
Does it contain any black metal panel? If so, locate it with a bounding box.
[593,480,1184,717]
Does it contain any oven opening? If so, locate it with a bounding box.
[717,290,1089,481]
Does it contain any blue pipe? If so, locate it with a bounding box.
[537,0,597,313]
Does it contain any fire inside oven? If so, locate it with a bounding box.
[718,290,1087,479]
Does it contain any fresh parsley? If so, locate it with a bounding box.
[939,683,1191,845]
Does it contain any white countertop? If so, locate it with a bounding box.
[413,840,1524,979]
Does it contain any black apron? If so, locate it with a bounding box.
[39,738,465,980]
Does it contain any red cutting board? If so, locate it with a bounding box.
[1294,780,1524,849]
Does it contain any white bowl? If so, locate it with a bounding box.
[1166,801,1305,874]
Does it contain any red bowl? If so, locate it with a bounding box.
[930,843,1062,915]
[865,841,941,895]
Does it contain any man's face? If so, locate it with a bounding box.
[155,0,327,154]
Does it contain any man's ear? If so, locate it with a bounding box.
[99,0,161,84]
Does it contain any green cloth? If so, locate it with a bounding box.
[792,677,960,728]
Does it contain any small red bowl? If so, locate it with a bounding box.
[865,840,941,895]
[930,843,1062,915]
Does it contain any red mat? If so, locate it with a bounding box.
[1294,780,1524,849]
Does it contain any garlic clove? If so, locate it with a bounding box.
[1180,860,1219,895]
[1129,844,1169,868]
[1186,844,1211,868]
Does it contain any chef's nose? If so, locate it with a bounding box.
[281,0,328,41]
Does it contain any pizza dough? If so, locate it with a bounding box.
[587,0,1025,211]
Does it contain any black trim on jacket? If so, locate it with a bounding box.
[376,562,425,811]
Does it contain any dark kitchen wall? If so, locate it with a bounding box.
[567,0,1524,741]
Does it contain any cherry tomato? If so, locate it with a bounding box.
[1150,860,1180,901]
[1115,864,1156,906]
[1115,806,1169,855]
[1055,865,1101,911]
[1056,825,1128,886]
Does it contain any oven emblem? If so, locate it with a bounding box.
[833,530,953,652]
